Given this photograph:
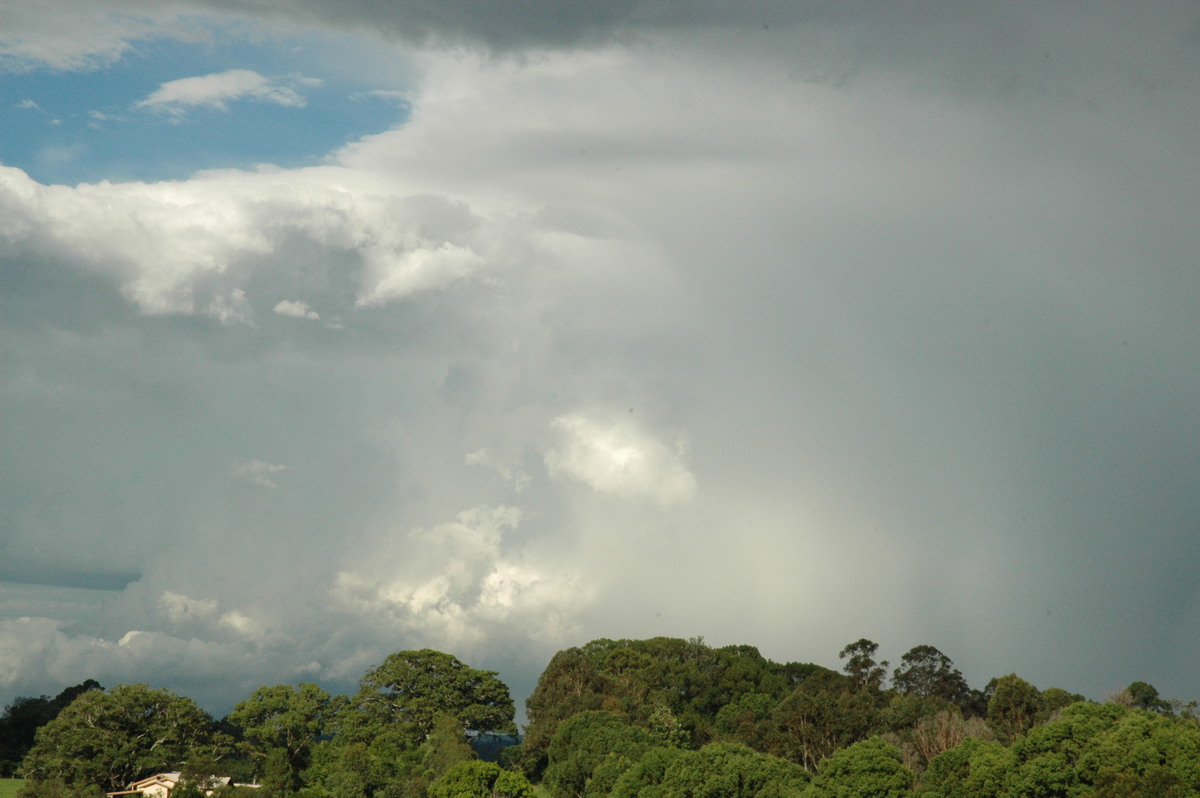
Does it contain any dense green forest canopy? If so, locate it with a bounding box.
[4,637,1198,798]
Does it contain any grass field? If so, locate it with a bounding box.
[0,779,24,798]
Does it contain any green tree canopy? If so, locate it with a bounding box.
[1002,701,1200,796]
[310,650,513,798]
[1123,681,1171,714]
[543,711,653,798]
[768,678,877,772]
[891,646,969,706]
[839,640,889,692]
[640,741,810,798]
[227,682,342,793]
[21,684,217,792]
[350,649,516,745]
[608,746,690,798]
[0,680,102,777]
[803,737,912,798]
[423,714,478,783]
[304,734,427,798]
[428,760,534,798]
[918,735,1014,798]
[522,637,801,778]
[986,674,1043,743]
[1040,687,1084,716]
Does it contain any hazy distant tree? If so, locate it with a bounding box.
[1122,681,1171,715]
[892,646,969,706]
[839,639,889,692]
[1040,687,1084,716]
[423,714,478,782]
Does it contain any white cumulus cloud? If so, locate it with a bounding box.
[0,164,503,318]
[355,241,483,308]
[158,590,218,624]
[274,299,320,320]
[232,459,287,489]
[219,609,265,638]
[465,448,530,492]
[333,505,587,651]
[136,69,321,116]
[545,413,698,505]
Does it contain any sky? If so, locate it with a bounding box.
[2,1,1200,721]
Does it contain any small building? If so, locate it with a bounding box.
[106,772,235,798]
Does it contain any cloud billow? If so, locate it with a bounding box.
[545,413,697,506]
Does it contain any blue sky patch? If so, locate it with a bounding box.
[1,32,410,185]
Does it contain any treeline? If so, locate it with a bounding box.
[4,637,1199,798]
[518,637,1198,796]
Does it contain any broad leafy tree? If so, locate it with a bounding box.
[769,678,877,772]
[0,680,102,777]
[309,650,513,798]
[543,711,653,798]
[986,674,1043,743]
[1040,686,1084,716]
[1001,701,1200,796]
[803,737,912,798]
[608,747,690,798]
[227,683,342,793]
[644,741,810,798]
[714,692,777,751]
[919,735,1014,798]
[891,646,969,706]
[304,734,426,798]
[522,637,790,778]
[428,761,534,798]
[1123,681,1171,714]
[350,649,515,745]
[21,684,218,792]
